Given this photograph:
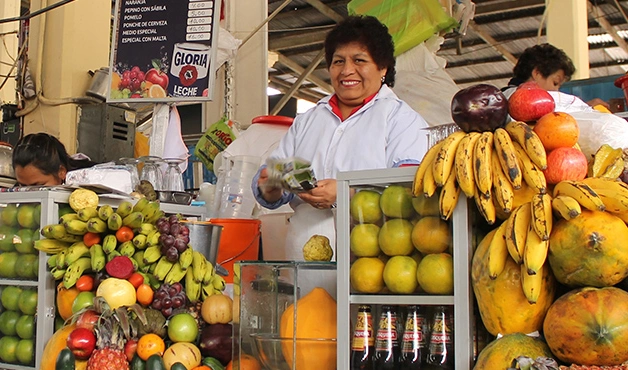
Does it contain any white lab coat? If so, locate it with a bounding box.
[253,85,429,265]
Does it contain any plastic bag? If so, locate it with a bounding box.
[216,26,241,69]
[194,116,238,172]
[347,0,458,56]
[568,111,628,159]
[392,36,460,127]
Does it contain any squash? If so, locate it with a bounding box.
[279,287,337,370]
[57,282,81,321]
[96,278,136,309]
[548,210,628,287]
[162,342,201,370]
[201,294,233,324]
[41,324,77,370]
[471,228,555,336]
[474,333,554,370]
[543,286,628,366]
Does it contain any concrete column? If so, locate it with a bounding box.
[0,0,19,105]
[25,0,110,152]
[546,0,589,79]
[203,0,267,130]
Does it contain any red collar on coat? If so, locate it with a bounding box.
[329,93,377,121]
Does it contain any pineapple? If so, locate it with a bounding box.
[87,297,146,370]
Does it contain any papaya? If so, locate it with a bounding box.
[471,228,555,336]
[474,333,554,369]
[57,282,81,321]
[41,324,77,370]
[548,210,628,287]
[279,287,337,370]
[544,286,628,366]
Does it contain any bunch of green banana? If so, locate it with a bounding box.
[63,257,92,288]
[40,224,82,243]
[34,238,71,254]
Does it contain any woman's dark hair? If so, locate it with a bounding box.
[12,133,95,176]
[513,43,576,83]
[324,15,396,87]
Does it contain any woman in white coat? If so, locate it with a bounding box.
[252,15,429,264]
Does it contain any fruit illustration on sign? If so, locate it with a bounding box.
[146,59,169,90]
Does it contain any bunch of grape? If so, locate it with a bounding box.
[111,66,148,99]
[157,215,190,262]
[151,282,187,318]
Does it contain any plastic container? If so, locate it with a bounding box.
[210,218,261,283]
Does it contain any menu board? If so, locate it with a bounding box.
[108,0,221,103]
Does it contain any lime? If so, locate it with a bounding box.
[17,204,39,229]
[17,290,38,315]
[15,254,38,279]
[15,315,34,340]
[0,226,17,252]
[380,185,415,219]
[350,224,380,257]
[0,204,18,227]
[15,338,33,365]
[1,286,23,311]
[350,190,382,224]
[0,311,21,336]
[14,229,35,254]
[412,194,440,217]
[167,313,199,343]
[0,252,19,278]
[0,335,19,363]
[383,256,418,294]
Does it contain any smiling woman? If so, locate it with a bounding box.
[252,15,430,266]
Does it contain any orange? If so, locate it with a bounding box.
[533,112,579,151]
[136,284,154,306]
[56,282,80,321]
[136,333,165,361]
[225,354,261,370]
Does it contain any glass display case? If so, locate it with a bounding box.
[336,167,475,369]
[0,189,207,370]
[233,261,337,370]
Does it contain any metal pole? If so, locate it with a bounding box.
[239,0,292,48]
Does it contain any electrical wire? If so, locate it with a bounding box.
[0,0,77,25]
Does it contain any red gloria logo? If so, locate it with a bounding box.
[179,65,198,87]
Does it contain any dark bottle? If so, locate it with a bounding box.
[350,305,375,370]
[426,305,454,369]
[400,305,428,369]
[373,305,401,370]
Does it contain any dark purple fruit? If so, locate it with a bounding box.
[168,215,179,224]
[174,238,187,253]
[162,307,173,317]
[166,246,178,262]
[170,223,181,236]
[451,83,508,132]
[172,282,182,293]
[158,223,170,234]
[180,225,190,236]
[163,234,175,248]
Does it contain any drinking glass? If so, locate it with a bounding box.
[163,157,185,192]
[139,156,164,190]
[119,157,140,190]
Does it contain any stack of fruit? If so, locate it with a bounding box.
[427,82,628,368]
[31,188,243,370]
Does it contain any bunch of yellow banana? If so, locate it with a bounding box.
[551,180,607,222]
[412,121,548,224]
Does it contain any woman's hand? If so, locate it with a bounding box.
[298,179,337,209]
[258,167,283,203]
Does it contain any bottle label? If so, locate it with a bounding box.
[375,314,398,351]
[401,315,426,353]
[429,315,452,355]
[351,312,374,350]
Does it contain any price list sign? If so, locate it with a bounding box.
[108,0,221,102]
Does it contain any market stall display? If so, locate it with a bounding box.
[409,81,628,368]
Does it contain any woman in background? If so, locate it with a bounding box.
[503,43,609,109]
[253,15,429,261]
[12,133,96,186]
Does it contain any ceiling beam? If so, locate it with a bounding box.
[277,52,333,93]
[469,20,518,65]
[589,1,628,55]
[269,28,329,51]
[473,0,545,16]
[269,76,325,102]
[305,0,345,23]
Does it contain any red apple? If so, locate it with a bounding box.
[543,147,588,184]
[145,68,169,90]
[124,338,138,361]
[75,309,99,332]
[508,83,555,122]
[67,327,96,360]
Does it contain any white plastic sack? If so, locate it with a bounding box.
[216,27,241,68]
[392,36,460,127]
[569,111,628,159]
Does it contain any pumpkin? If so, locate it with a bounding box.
[201,293,233,324]
[40,324,77,370]
[57,282,81,320]
[548,210,628,287]
[471,228,555,336]
[162,342,202,370]
[279,287,337,370]
[474,332,554,370]
[96,277,136,309]
[543,286,628,366]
